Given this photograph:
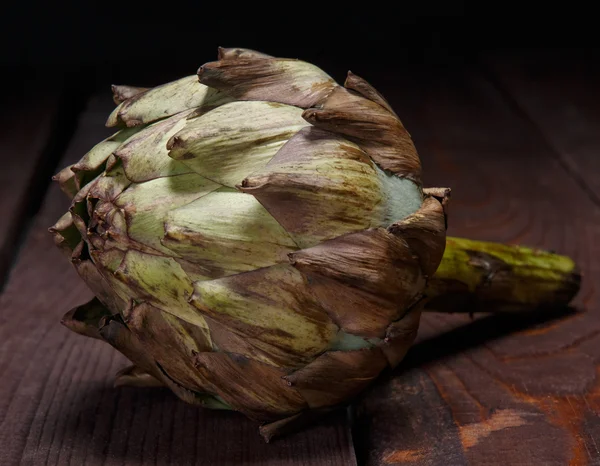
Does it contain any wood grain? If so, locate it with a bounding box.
[0,94,357,466]
[484,52,600,206]
[0,74,62,289]
[353,65,600,465]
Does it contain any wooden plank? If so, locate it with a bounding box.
[483,51,600,205]
[353,65,600,465]
[0,73,63,288]
[0,94,357,466]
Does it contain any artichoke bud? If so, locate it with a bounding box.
[51,47,450,439]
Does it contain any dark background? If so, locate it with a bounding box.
[3,2,599,90]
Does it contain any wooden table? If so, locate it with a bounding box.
[1,52,599,465]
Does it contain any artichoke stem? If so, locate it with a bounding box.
[424,236,581,313]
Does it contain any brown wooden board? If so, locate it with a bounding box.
[484,52,600,206]
[352,65,600,465]
[0,74,62,288]
[0,94,357,466]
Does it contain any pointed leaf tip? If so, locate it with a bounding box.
[111,84,150,105]
[61,297,113,340]
[198,54,337,108]
[217,47,273,60]
[106,75,232,128]
[343,71,398,117]
[114,365,164,388]
[388,189,450,277]
[303,86,421,183]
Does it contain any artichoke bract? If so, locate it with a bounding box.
[51,47,450,440]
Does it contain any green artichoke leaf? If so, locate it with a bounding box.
[167,101,309,188]
[112,249,210,332]
[240,126,422,249]
[114,173,221,254]
[92,248,125,273]
[71,126,145,188]
[52,126,143,199]
[91,249,138,305]
[162,190,298,277]
[87,162,132,201]
[74,259,128,315]
[190,264,338,366]
[106,75,233,128]
[114,109,196,182]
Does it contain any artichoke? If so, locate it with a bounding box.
[50,47,580,441]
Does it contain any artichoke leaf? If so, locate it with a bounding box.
[202,316,314,368]
[106,75,233,128]
[98,315,161,378]
[61,297,113,340]
[283,347,388,409]
[114,109,196,182]
[190,264,338,365]
[49,212,81,255]
[217,47,273,60]
[124,301,213,391]
[114,365,164,388]
[167,101,309,188]
[162,191,298,277]
[87,162,132,201]
[379,306,423,367]
[303,85,422,183]
[198,54,337,108]
[111,85,149,105]
[99,315,222,408]
[388,192,449,277]
[240,126,422,249]
[71,126,145,189]
[74,260,128,314]
[52,164,78,199]
[344,71,398,117]
[69,182,94,239]
[193,352,307,421]
[111,249,210,331]
[289,228,425,338]
[91,249,136,305]
[114,173,221,254]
